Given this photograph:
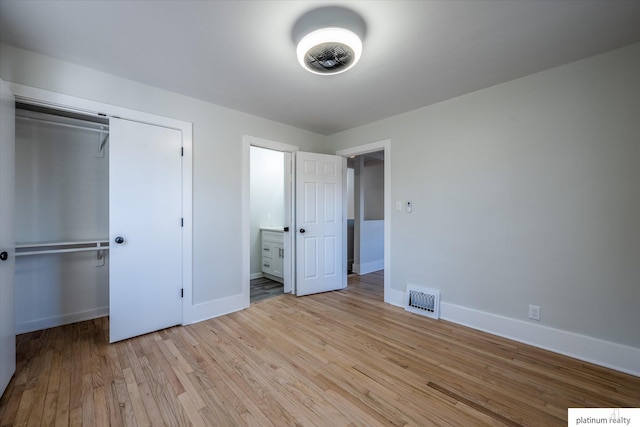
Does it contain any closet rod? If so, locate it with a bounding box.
[15,240,109,249]
[15,247,110,256]
[15,240,109,256]
[16,115,109,134]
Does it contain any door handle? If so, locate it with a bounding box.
[299,228,305,234]
[0,251,7,261]
[114,236,125,244]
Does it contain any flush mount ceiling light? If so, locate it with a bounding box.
[292,7,366,75]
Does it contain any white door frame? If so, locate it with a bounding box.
[242,135,298,305]
[6,83,195,323]
[336,139,393,304]
[0,79,16,396]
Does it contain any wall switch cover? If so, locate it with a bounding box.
[396,201,403,211]
[406,201,412,213]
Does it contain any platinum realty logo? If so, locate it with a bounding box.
[568,408,639,426]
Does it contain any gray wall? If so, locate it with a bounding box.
[363,159,384,220]
[327,43,640,348]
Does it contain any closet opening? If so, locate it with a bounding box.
[14,102,110,334]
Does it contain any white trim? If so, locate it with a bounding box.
[16,307,109,335]
[244,135,299,153]
[440,302,640,377]
[341,156,348,287]
[242,135,299,308]
[387,288,405,307]
[9,83,188,131]
[250,272,264,280]
[353,260,384,275]
[8,83,195,327]
[336,140,391,304]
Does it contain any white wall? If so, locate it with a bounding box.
[250,146,285,277]
[355,220,384,275]
[0,44,326,317]
[327,43,640,353]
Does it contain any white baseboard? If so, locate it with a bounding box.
[386,288,405,307]
[384,289,638,376]
[250,272,264,280]
[353,260,384,275]
[263,273,284,284]
[184,293,247,325]
[440,302,639,377]
[16,306,109,334]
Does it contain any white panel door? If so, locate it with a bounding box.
[0,79,16,396]
[109,118,182,343]
[296,152,344,296]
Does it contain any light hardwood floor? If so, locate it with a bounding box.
[1,270,638,426]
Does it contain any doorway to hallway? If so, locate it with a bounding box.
[337,139,391,304]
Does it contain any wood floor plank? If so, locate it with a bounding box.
[2,270,639,426]
[122,367,148,427]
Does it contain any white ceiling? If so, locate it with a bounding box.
[1,1,640,135]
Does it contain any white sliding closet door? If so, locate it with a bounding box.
[0,79,16,396]
[109,118,183,343]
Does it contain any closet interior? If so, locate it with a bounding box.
[14,103,109,333]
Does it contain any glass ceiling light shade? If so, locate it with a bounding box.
[292,6,366,76]
[296,27,362,75]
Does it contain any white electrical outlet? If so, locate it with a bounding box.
[528,304,541,321]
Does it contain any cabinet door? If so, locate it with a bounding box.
[109,118,183,343]
[0,79,15,396]
[272,243,284,278]
[262,241,273,274]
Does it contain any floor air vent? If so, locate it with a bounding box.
[405,285,440,319]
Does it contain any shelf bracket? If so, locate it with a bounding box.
[96,129,108,158]
[94,249,106,267]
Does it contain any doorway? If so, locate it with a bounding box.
[242,137,385,305]
[347,151,385,284]
[337,140,391,304]
[249,145,287,303]
[243,136,297,305]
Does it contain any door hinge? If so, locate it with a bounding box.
[181,147,184,156]
[181,218,184,227]
[181,288,184,298]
